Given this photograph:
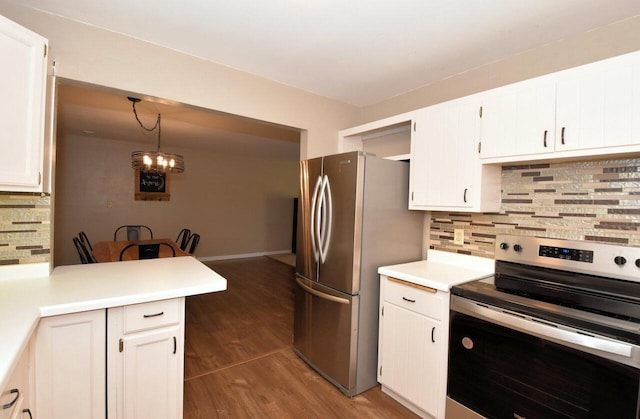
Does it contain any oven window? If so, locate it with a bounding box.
[448,312,640,419]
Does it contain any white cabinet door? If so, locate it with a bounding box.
[35,310,106,419]
[379,303,442,418]
[410,95,500,212]
[555,51,640,152]
[0,15,47,192]
[0,344,31,419]
[481,76,556,159]
[121,327,182,419]
[108,298,185,419]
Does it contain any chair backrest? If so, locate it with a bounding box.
[176,228,191,251]
[73,237,88,264]
[79,231,93,251]
[73,236,95,264]
[186,233,200,254]
[114,225,153,241]
[119,242,176,261]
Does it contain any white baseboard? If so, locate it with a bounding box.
[197,249,292,262]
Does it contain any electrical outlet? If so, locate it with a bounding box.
[454,229,464,245]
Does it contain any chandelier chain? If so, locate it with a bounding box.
[131,100,160,132]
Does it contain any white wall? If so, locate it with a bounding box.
[0,2,361,160]
[359,15,640,123]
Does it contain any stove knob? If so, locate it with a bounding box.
[614,256,627,266]
[513,244,523,252]
[636,259,640,268]
[499,242,509,250]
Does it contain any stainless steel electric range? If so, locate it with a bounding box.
[447,235,640,419]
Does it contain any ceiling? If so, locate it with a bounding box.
[56,83,302,159]
[14,1,640,157]
[15,0,640,106]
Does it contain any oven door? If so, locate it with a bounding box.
[448,298,640,419]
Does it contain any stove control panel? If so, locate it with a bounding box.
[495,235,640,283]
[539,245,594,263]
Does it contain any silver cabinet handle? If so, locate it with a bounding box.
[463,188,468,203]
[543,130,548,148]
[431,327,436,343]
[143,311,164,318]
[2,388,19,410]
[402,297,416,303]
[561,126,566,145]
[173,336,177,354]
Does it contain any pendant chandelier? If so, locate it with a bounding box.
[129,97,185,173]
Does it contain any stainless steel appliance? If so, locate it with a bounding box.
[293,151,423,396]
[447,235,640,419]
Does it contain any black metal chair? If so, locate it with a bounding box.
[186,233,200,254]
[114,225,153,241]
[73,236,95,264]
[119,242,175,260]
[79,231,93,251]
[176,228,191,251]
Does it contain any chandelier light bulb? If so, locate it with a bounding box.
[128,97,185,173]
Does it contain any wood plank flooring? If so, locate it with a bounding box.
[183,257,418,418]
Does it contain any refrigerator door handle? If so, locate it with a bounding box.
[319,175,332,263]
[310,175,323,262]
[296,276,350,305]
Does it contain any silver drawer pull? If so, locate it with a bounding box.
[2,388,19,410]
[402,297,416,303]
[143,311,164,318]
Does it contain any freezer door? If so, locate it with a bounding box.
[319,152,364,294]
[296,157,323,281]
[293,275,358,393]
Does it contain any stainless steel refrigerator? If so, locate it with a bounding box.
[293,151,424,396]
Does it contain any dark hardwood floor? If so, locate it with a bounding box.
[183,257,418,418]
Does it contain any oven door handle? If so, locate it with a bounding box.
[452,297,635,359]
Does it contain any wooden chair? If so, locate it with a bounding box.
[176,228,191,251]
[114,225,153,241]
[119,242,175,260]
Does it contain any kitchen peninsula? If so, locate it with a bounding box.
[0,256,226,418]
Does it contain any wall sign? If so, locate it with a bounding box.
[135,169,171,201]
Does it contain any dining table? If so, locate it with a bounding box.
[92,238,191,263]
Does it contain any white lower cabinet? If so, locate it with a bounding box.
[31,297,185,419]
[107,298,185,419]
[34,309,106,419]
[1,343,32,419]
[378,276,449,419]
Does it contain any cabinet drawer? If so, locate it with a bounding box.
[383,277,445,320]
[123,298,182,333]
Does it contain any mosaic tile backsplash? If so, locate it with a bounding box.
[2,157,640,265]
[430,158,640,259]
[0,193,51,265]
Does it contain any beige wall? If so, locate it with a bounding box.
[54,134,299,266]
[360,15,640,123]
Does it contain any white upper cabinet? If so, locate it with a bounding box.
[410,94,501,212]
[481,51,640,163]
[555,51,640,152]
[481,76,556,159]
[0,15,48,192]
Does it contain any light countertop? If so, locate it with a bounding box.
[0,257,226,392]
[378,250,494,291]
